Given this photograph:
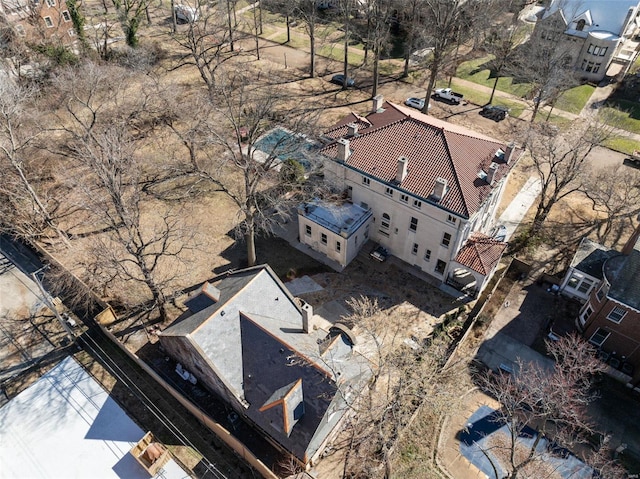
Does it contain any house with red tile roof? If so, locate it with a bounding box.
[315,97,522,296]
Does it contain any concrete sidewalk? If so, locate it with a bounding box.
[497,176,542,242]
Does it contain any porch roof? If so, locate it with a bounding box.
[454,233,507,275]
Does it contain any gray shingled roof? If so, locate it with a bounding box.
[160,265,371,462]
[570,237,618,279]
[606,239,640,312]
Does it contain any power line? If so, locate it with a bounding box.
[78,331,233,479]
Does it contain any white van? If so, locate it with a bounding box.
[174,4,198,23]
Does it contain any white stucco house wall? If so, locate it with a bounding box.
[314,97,521,297]
[560,237,618,302]
[297,200,373,268]
[533,0,640,81]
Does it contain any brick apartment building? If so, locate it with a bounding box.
[577,223,640,386]
[0,0,76,45]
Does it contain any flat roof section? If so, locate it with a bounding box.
[0,356,190,479]
[299,200,372,238]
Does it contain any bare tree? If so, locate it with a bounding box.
[507,29,577,122]
[326,296,469,479]
[477,334,626,479]
[367,0,392,97]
[416,0,506,114]
[0,82,70,245]
[418,0,471,114]
[171,3,240,97]
[524,116,617,241]
[398,0,427,78]
[48,62,195,321]
[292,0,321,78]
[161,72,323,267]
[484,17,525,104]
[581,166,640,246]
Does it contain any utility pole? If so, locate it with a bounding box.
[31,267,76,344]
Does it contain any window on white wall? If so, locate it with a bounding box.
[362,176,370,186]
[400,194,409,203]
[385,187,393,197]
[413,199,422,209]
[424,249,431,261]
[566,273,594,294]
[435,260,446,275]
[305,225,311,236]
[447,214,456,224]
[380,213,391,236]
[321,233,327,245]
[412,243,418,255]
[442,232,451,248]
[409,217,418,232]
[336,241,341,252]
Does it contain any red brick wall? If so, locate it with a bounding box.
[583,296,640,374]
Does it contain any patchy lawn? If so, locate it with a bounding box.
[602,100,640,134]
[455,56,532,98]
[603,136,640,155]
[554,84,595,114]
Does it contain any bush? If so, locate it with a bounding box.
[279,158,306,186]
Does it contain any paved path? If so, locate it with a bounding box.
[497,176,542,242]
[236,3,640,144]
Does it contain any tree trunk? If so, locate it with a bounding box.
[141,264,167,322]
[489,74,500,104]
[227,0,235,52]
[309,25,316,78]
[246,227,257,267]
[422,56,441,115]
[343,3,349,90]
[253,4,260,60]
[286,15,290,43]
[372,42,380,98]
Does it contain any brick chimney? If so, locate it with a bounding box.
[396,156,408,183]
[336,138,350,162]
[372,94,384,113]
[505,142,516,164]
[433,177,447,201]
[487,162,499,185]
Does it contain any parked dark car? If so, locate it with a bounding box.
[330,74,355,87]
[370,245,389,262]
[480,105,509,121]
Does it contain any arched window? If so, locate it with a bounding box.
[381,213,391,230]
[576,19,586,31]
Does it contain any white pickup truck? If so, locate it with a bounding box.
[433,88,464,104]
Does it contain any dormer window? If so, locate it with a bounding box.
[576,19,585,31]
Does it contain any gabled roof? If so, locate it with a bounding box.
[160,265,370,462]
[542,0,639,37]
[322,102,519,219]
[454,233,507,275]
